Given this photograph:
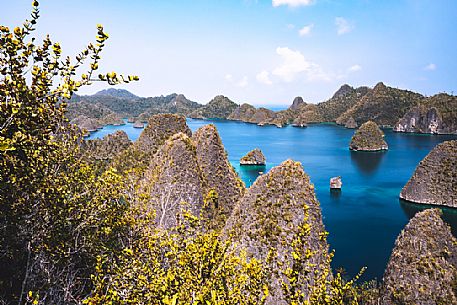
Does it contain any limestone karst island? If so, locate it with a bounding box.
[1,1,456,304]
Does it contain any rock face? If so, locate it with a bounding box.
[83,130,131,160]
[400,140,457,208]
[189,95,238,119]
[330,176,342,189]
[193,125,245,226]
[224,160,331,304]
[382,209,457,304]
[344,117,358,129]
[394,93,457,134]
[136,114,192,155]
[141,133,205,229]
[240,148,266,165]
[349,121,388,151]
[113,114,192,173]
[289,96,305,111]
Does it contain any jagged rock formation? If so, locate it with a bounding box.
[400,140,457,208]
[240,148,266,165]
[289,96,305,111]
[349,121,388,151]
[394,93,457,134]
[192,124,245,226]
[98,113,125,126]
[141,133,205,229]
[83,130,131,161]
[136,114,192,155]
[112,114,192,173]
[382,209,457,304]
[189,95,238,119]
[337,82,423,127]
[224,160,331,304]
[344,117,358,128]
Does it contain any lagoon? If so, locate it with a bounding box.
[87,118,457,281]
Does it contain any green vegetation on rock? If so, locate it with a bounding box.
[349,121,388,151]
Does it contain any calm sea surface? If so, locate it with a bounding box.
[87,118,457,281]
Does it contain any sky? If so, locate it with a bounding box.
[2,0,457,105]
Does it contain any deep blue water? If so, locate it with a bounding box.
[87,119,457,281]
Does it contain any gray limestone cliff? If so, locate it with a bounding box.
[400,140,457,208]
[394,93,457,134]
[224,160,331,304]
[382,208,457,304]
[192,124,245,227]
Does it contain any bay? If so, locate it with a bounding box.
[87,118,457,281]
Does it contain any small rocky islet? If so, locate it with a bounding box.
[349,121,389,151]
[240,148,266,165]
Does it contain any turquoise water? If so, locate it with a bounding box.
[88,118,457,281]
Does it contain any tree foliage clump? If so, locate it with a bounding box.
[0,1,137,303]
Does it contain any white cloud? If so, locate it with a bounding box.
[299,24,314,36]
[256,70,273,85]
[348,64,362,72]
[287,23,295,29]
[272,0,315,8]
[225,74,248,87]
[335,17,353,35]
[237,76,249,88]
[272,47,330,82]
[424,63,436,71]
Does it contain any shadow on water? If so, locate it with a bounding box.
[329,189,342,200]
[350,151,386,175]
[400,199,457,237]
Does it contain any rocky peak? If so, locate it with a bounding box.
[192,124,245,228]
[382,208,457,304]
[289,96,305,111]
[373,82,387,92]
[136,114,192,156]
[224,160,330,304]
[400,140,457,207]
[332,84,354,99]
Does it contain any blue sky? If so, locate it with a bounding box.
[2,0,457,105]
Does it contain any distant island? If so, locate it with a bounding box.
[69,83,457,136]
